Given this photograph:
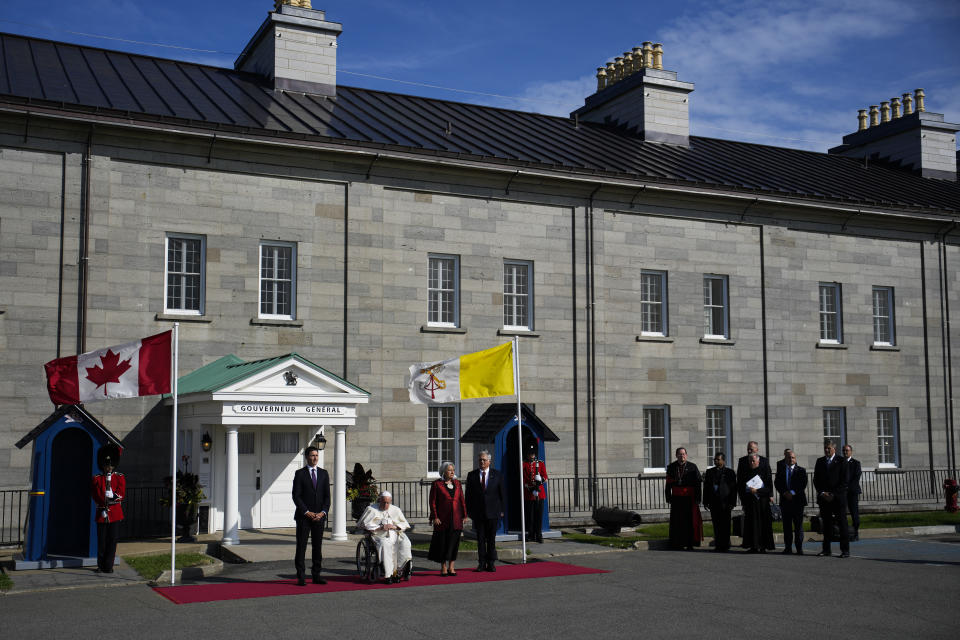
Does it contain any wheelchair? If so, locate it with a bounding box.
[355,530,413,584]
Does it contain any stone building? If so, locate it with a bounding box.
[1,2,958,534]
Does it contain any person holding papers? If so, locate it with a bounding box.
[742,453,774,553]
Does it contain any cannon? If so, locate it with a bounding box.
[592,506,642,532]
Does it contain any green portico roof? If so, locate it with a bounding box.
[171,353,370,396]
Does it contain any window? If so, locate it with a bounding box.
[706,406,732,465]
[819,283,842,343]
[237,432,255,455]
[428,254,459,326]
[165,234,205,314]
[873,286,895,346]
[823,408,847,447]
[260,242,296,319]
[703,275,729,339]
[640,270,667,336]
[270,432,300,454]
[428,405,459,475]
[503,260,533,330]
[643,406,670,470]
[877,408,900,467]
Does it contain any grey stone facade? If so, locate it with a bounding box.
[1,113,958,490]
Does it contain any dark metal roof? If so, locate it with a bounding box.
[460,403,559,444]
[1,32,958,213]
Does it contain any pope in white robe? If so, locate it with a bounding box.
[357,491,412,580]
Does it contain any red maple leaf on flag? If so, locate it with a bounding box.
[85,349,133,396]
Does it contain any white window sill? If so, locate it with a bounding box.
[876,463,900,471]
[498,329,539,337]
[250,318,304,327]
[700,337,735,345]
[642,468,666,476]
[156,312,212,323]
[636,335,674,343]
[816,342,847,349]
[421,325,467,334]
[870,344,900,351]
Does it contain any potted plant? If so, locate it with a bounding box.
[161,470,206,542]
[346,463,378,520]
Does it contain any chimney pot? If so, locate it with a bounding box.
[632,46,643,73]
[614,56,625,82]
[880,101,890,123]
[891,97,901,119]
[642,42,653,69]
[623,52,635,77]
[652,43,663,70]
[915,88,925,112]
[596,67,607,92]
[869,105,880,127]
[857,109,868,131]
[606,61,617,82]
[902,93,914,115]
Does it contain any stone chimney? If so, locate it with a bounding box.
[235,1,342,96]
[828,89,959,181]
[571,43,695,146]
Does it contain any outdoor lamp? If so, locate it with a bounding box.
[314,433,327,451]
[201,432,212,452]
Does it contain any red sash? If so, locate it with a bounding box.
[671,486,704,543]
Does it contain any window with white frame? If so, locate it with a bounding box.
[819,282,842,343]
[877,408,900,467]
[703,274,729,339]
[640,270,667,336]
[872,286,895,346]
[823,408,847,447]
[428,254,459,327]
[259,242,296,319]
[706,406,732,465]
[165,234,205,314]
[643,406,670,470]
[427,405,459,476]
[503,260,533,330]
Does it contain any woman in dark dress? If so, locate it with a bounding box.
[428,461,467,576]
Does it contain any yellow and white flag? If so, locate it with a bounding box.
[408,342,515,404]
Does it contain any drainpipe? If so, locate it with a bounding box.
[343,184,349,379]
[77,127,93,353]
[56,154,66,358]
[571,206,579,507]
[921,240,935,493]
[940,224,958,475]
[760,226,770,457]
[586,186,601,508]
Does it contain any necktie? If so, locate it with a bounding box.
[786,465,791,485]
[311,467,317,489]
[481,471,486,490]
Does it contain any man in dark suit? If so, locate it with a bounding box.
[292,446,331,585]
[813,439,849,558]
[774,448,808,554]
[843,444,862,541]
[702,452,737,552]
[465,450,506,572]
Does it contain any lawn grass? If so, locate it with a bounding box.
[123,552,215,580]
[0,571,12,591]
[566,510,958,547]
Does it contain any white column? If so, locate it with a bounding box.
[331,425,348,541]
[222,426,239,546]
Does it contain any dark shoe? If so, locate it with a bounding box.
[537,537,544,543]
[449,571,457,577]
[486,565,496,572]
[476,565,485,572]
[781,549,792,555]
[746,548,758,554]
[439,571,448,577]
[840,552,850,558]
[312,577,326,585]
[796,549,804,555]
[297,576,306,586]
[817,551,831,557]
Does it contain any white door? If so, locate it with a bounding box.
[260,428,305,528]
[237,429,261,529]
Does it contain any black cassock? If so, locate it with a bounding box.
[665,461,702,549]
[742,467,775,551]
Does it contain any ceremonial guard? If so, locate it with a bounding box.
[522,445,548,543]
[91,444,124,573]
[665,447,702,550]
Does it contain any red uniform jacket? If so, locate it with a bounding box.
[91,472,125,523]
[429,478,466,531]
[523,460,548,501]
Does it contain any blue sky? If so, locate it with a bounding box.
[1,0,958,152]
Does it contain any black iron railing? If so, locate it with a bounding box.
[0,469,952,546]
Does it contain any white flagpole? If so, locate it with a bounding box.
[170,323,179,585]
[514,336,527,564]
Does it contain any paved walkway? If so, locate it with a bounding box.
[2,523,956,594]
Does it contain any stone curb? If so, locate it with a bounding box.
[151,556,224,586]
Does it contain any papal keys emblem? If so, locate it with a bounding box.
[418,363,447,400]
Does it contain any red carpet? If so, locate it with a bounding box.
[153,561,607,604]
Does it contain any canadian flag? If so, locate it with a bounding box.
[44,331,172,405]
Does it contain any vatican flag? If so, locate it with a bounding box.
[408,342,515,404]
